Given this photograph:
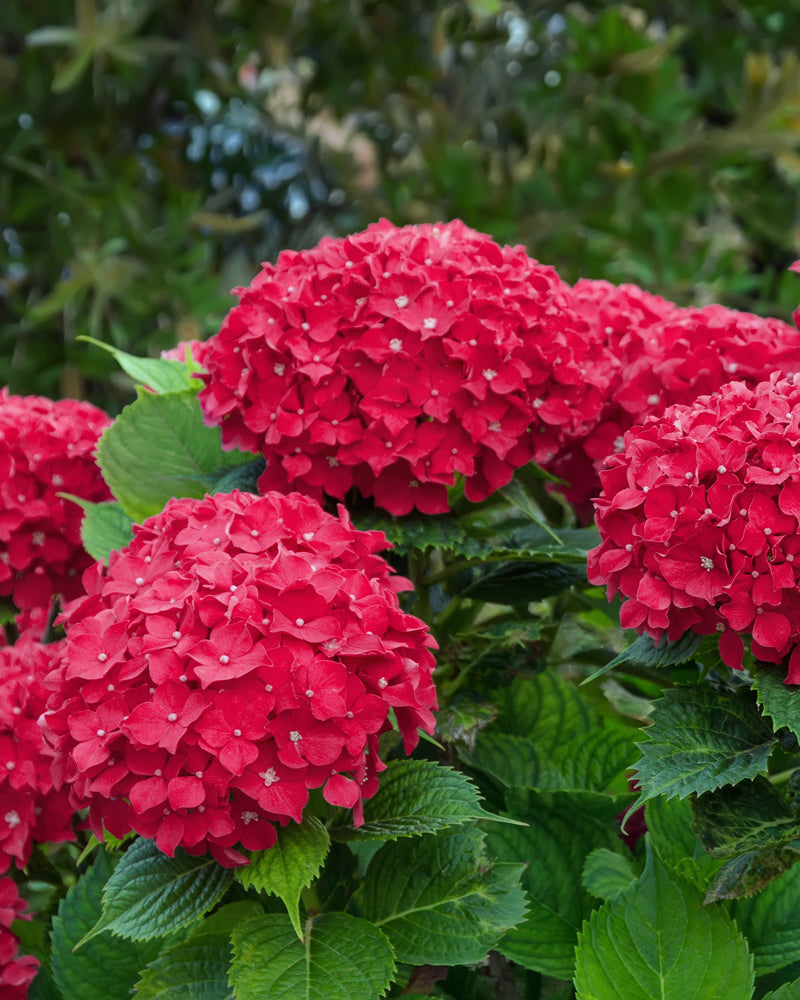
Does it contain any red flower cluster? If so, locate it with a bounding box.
[0,878,38,1000]
[0,390,111,610]
[43,491,437,865]
[197,219,615,514]
[0,633,76,871]
[588,374,800,680]
[551,283,800,515]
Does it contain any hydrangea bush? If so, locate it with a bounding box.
[8,222,800,1000]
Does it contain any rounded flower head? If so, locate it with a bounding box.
[0,629,76,872]
[197,219,615,514]
[588,374,800,681]
[43,490,437,865]
[0,878,39,999]
[551,285,800,516]
[0,390,112,611]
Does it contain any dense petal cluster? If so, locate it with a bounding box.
[551,283,800,515]
[43,491,437,864]
[0,631,75,872]
[197,219,616,514]
[588,374,800,681]
[0,878,38,1000]
[0,390,111,610]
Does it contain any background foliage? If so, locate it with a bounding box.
[4,0,800,405]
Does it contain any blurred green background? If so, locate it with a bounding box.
[3,0,800,407]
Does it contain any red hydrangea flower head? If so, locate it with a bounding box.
[197,219,616,514]
[588,373,800,682]
[551,285,800,515]
[0,878,39,1000]
[0,390,111,610]
[0,632,75,872]
[42,490,437,865]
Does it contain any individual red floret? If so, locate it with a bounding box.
[0,631,76,872]
[197,219,616,514]
[0,390,111,611]
[551,282,800,517]
[588,374,800,682]
[42,490,438,865]
[0,878,39,999]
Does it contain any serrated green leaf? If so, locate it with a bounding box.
[357,827,526,966]
[754,667,800,742]
[706,849,800,904]
[50,850,164,1000]
[133,933,234,999]
[494,671,600,744]
[235,816,330,941]
[582,847,638,900]
[461,561,584,603]
[763,980,800,999]
[486,788,626,979]
[645,795,721,883]
[692,777,800,859]
[462,727,634,794]
[229,912,395,1000]
[585,630,704,683]
[329,759,499,842]
[79,838,235,945]
[78,336,199,393]
[732,863,800,976]
[631,686,775,807]
[96,389,253,522]
[574,848,754,999]
[60,496,134,564]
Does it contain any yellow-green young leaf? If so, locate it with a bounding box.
[356,827,526,966]
[487,789,627,980]
[329,759,501,842]
[50,850,164,1000]
[574,849,754,1000]
[78,336,200,393]
[229,912,395,1000]
[96,388,253,523]
[78,837,234,945]
[631,687,775,807]
[60,496,134,564]
[235,816,330,941]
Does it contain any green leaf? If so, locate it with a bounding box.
[645,795,721,884]
[462,727,634,794]
[50,849,163,1000]
[79,838,235,944]
[460,561,584,603]
[235,816,330,941]
[631,686,775,807]
[133,933,234,999]
[582,847,638,900]
[356,827,526,966]
[329,759,500,842]
[493,671,600,744]
[78,336,199,393]
[763,981,800,1000]
[732,863,800,976]
[706,849,800,904]
[96,389,253,522]
[497,476,561,542]
[691,777,800,859]
[754,666,800,742]
[60,496,134,564]
[585,630,704,683]
[486,789,627,979]
[574,849,754,999]
[229,912,395,1000]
